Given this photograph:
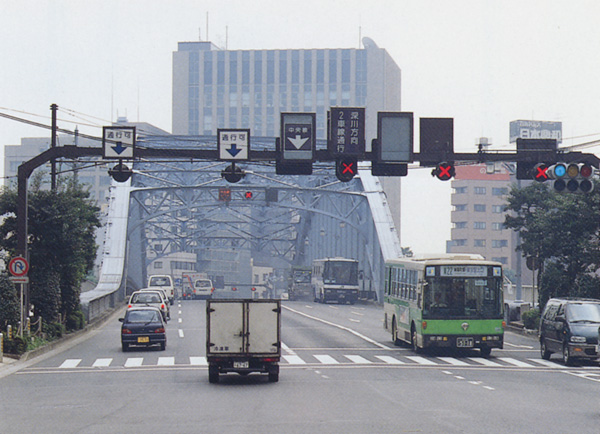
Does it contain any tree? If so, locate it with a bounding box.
[504,182,600,308]
[0,274,19,329]
[0,174,101,329]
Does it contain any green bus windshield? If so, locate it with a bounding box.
[423,276,503,319]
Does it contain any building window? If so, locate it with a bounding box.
[329,51,337,83]
[474,187,486,195]
[474,222,486,230]
[154,262,163,269]
[492,239,508,248]
[453,187,467,194]
[453,239,467,247]
[453,222,467,229]
[492,187,508,196]
[474,239,486,247]
[454,204,467,212]
[492,222,504,231]
[492,205,505,214]
[474,204,486,212]
[492,257,508,265]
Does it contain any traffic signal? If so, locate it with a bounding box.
[218,187,232,202]
[546,162,595,193]
[244,191,253,199]
[108,162,133,182]
[336,157,358,182]
[221,163,245,183]
[532,163,550,182]
[432,161,455,181]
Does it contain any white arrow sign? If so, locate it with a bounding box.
[288,135,309,149]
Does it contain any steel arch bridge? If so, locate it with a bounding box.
[121,135,402,302]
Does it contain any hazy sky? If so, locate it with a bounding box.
[1,0,599,253]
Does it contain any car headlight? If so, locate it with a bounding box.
[570,336,587,343]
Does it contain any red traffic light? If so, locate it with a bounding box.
[433,162,455,181]
[533,163,550,182]
[335,157,358,182]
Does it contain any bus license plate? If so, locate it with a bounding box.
[234,361,249,369]
[137,336,150,343]
[456,337,474,348]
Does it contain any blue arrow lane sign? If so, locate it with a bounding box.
[218,129,250,160]
[103,126,136,159]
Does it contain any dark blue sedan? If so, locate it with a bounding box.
[119,306,167,352]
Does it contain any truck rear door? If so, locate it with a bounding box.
[247,301,280,354]
[208,301,244,353]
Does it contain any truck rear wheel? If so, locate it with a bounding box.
[208,365,220,383]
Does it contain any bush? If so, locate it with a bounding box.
[44,322,65,339]
[3,335,28,355]
[522,309,540,330]
[65,309,86,331]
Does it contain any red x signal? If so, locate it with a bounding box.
[534,164,549,181]
[336,157,358,182]
[342,162,355,174]
[434,162,455,181]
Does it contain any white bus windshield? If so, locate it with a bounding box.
[323,261,358,285]
[423,276,503,319]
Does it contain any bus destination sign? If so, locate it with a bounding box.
[440,265,487,277]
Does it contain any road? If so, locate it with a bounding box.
[1,299,599,433]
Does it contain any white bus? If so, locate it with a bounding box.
[312,257,359,304]
[383,254,505,356]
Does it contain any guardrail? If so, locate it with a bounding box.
[80,180,131,322]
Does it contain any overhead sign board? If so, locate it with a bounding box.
[328,107,365,157]
[510,120,562,144]
[280,113,315,161]
[377,112,413,163]
[419,118,454,166]
[103,126,136,159]
[218,129,250,160]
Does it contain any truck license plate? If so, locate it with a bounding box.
[234,361,249,369]
[456,337,474,348]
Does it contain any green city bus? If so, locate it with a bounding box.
[383,254,505,357]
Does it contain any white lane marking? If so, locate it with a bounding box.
[178,329,184,338]
[349,318,361,323]
[350,311,364,316]
[405,356,438,365]
[314,355,339,364]
[345,355,372,364]
[59,359,82,369]
[281,342,296,355]
[504,342,534,349]
[178,318,182,324]
[157,357,175,366]
[189,357,207,366]
[124,358,144,368]
[375,355,405,365]
[498,357,536,368]
[282,355,307,365]
[282,305,391,349]
[438,357,471,366]
[92,358,112,368]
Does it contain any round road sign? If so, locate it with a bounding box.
[8,256,29,277]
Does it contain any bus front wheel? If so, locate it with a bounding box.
[411,325,421,353]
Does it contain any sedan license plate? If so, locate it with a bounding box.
[456,337,474,348]
[234,361,249,369]
[137,336,150,343]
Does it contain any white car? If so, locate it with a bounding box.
[128,289,170,322]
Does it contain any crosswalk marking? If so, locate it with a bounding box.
[59,359,81,369]
[50,354,598,370]
[92,358,112,368]
[468,357,503,367]
[189,357,207,366]
[497,357,537,368]
[528,359,563,368]
[345,355,372,364]
[314,355,339,364]
[438,357,470,366]
[124,358,144,368]
[405,356,438,365]
[374,355,405,365]
[282,355,306,365]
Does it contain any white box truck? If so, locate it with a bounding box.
[206,299,281,383]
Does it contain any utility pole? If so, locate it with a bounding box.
[50,103,58,191]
